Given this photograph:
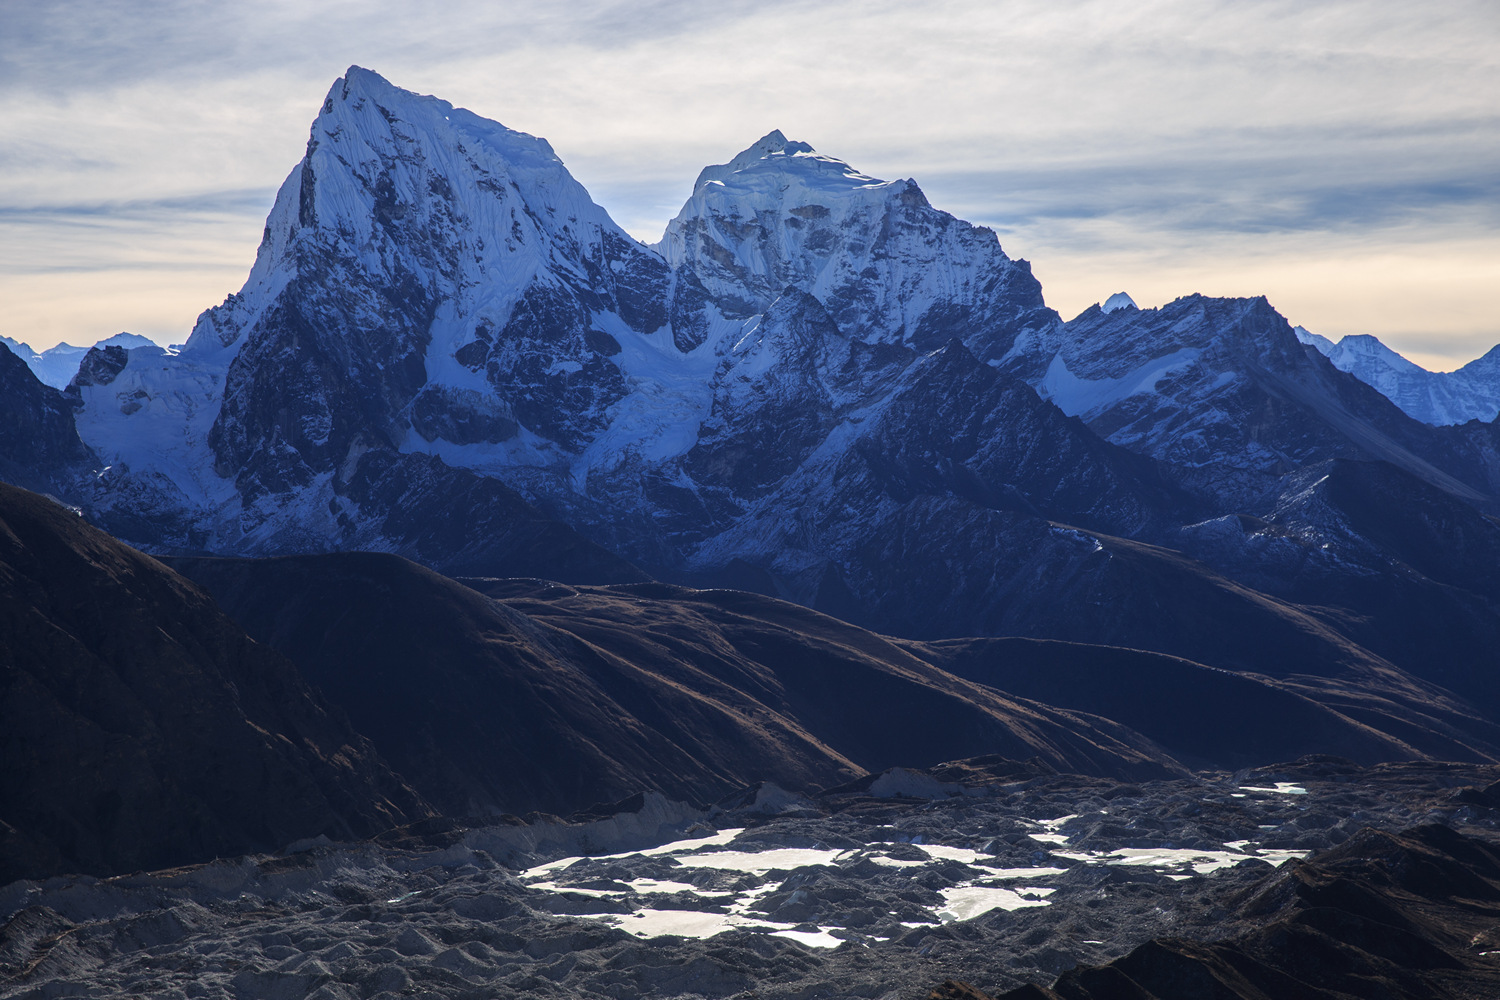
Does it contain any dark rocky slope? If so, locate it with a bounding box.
[920,638,1417,770]
[166,552,1181,819]
[1177,457,1500,715]
[167,553,1500,823]
[971,823,1500,1000]
[482,579,1473,769]
[0,343,92,492]
[0,483,428,884]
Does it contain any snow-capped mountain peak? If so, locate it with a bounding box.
[659,133,1052,361]
[690,129,816,194]
[1293,326,1500,425]
[1102,292,1137,313]
[68,67,682,553]
[1293,325,1336,355]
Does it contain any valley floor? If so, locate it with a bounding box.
[3,757,1498,1000]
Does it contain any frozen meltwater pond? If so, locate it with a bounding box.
[516,816,1307,947]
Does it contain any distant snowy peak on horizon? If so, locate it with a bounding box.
[1295,325,1500,425]
[5,332,160,389]
[1293,325,1336,355]
[1102,292,1137,313]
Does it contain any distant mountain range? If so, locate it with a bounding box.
[1295,324,1500,425]
[4,67,1500,839]
[0,332,163,390]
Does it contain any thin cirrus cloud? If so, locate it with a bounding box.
[1,0,1495,368]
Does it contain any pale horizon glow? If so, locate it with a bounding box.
[3,1,1496,370]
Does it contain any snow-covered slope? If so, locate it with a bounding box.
[69,67,677,557]
[1003,295,1500,514]
[1295,326,1500,425]
[658,130,1057,361]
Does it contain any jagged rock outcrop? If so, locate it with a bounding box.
[0,343,92,491]
[1015,295,1500,511]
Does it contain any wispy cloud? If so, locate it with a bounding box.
[0,189,274,222]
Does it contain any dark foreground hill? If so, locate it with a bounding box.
[164,552,1178,818]
[171,550,1498,817]
[0,482,428,884]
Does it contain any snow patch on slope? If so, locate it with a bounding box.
[73,347,235,510]
[1039,347,1206,419]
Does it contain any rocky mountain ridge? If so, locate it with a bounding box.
[0,482,430,885]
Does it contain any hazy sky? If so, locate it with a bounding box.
[3,0,1496,369]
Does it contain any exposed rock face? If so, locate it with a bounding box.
[0,482,428,884]
[0,342,92,490]
[66,345,130,394]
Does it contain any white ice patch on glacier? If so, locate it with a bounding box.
[516,815,1304,949]
[1239,783,1308,795]
[937,884,1054,922]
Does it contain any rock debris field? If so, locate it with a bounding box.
[3,757,1498,999]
